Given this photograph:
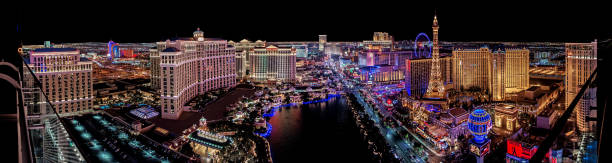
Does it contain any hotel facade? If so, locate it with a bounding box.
[150,46,160,90]
[249,45,296,82]
[405,56,452,98]
[158,29,237,119]
[565,41,597,133]
[26,48,94,116]
[228,39,265,78]
[451,47,529,101]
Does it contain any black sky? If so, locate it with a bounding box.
[15,2,610,44]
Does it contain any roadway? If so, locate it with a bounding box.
[328,60,424,163]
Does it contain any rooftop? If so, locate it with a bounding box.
[188,130,231,149]
[538,108,556,117]
[161,47,180,52]
[494,104,519,114]
[527,86,539,91]
[449,108,468,118]
[33,48,78,53]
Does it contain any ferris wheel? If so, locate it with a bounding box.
[414,32,432,58]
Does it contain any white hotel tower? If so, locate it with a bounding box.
[249,45,296,82]
[158,28,237,119]
[27,48,93,116]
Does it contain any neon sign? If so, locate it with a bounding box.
[506,140,537,159]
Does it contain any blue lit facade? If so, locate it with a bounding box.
[108,41,120,59]
[468,109,491,144]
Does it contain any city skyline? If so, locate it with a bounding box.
[16,4,610,44]
[7,3,610,163]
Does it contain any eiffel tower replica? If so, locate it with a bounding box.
[423,14,446,99]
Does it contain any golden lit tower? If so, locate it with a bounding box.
[424,13,445,98]
[566,41,597,133]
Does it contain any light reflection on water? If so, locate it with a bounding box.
[266,96,372,162]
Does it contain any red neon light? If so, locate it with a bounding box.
[506,140,537,159]
[407,60,411,74]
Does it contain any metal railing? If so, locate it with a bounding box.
[530,66,598,162]
[20,55,86,163]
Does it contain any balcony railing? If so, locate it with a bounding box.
[21,55,86,163]
[530,66,598,163]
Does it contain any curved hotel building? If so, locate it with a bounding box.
[158,29,237,119]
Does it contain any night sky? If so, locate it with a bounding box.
[15,2,610,44]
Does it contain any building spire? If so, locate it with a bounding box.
[433,10,438,27]
[424,10,445,99]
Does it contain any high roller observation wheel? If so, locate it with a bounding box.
[414,32,432,58]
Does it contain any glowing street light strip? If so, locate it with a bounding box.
[255,123,273,138]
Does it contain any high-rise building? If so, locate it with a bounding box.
[235,49,247,79]
[295,45,308,58]
[503,49,530,93]
[491,51,505,101]
[150,46,160,90]
[277,44,308,58]
[359,32,410,72]
[229,39,266,78]
[452,48,492,92]
[319,35,327,51]
[452,47,529,101]
[159,28,237,119]
[373,32,392,41]
[249,45,296,82]
[363,32,393,51]
[44,40,52,48]
[566,41,597,133]
[359,65,404,84]
[405,56,452,98]
[424,15,446,99]
[107,41,120,59]
[26,48,93,115]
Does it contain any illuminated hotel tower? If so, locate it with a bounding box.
[27,48,93,115]
[452,48,492,92]
[424,14,445,98]
[107,41,120,59]
[150,46,160,90]
[249,45,297,82]
[566,41,597,133]
[319,35,327,51]
[159,28,236,119]
[452,48,529,101]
